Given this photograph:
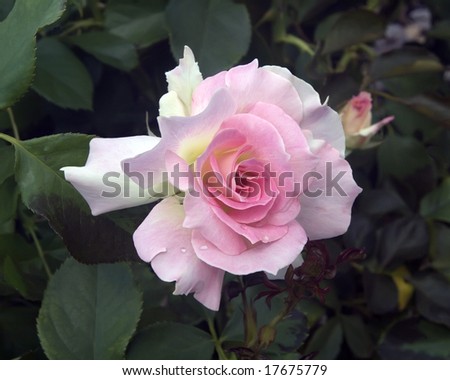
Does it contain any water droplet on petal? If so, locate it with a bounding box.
[180,248,187,253]
[160,248,168,253]
[262,236,270,243]
[200,245,208,250]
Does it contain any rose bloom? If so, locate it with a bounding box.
[340,91,394,150]
[62,47,362,310]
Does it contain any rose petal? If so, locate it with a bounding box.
[183,193,247,255]
[134,197,224,310]
[61,136,160,216]
[192,60,303,123]
[122,88,237,189]
[263,66,346,156]
[296,140,362,239]
[163,46,203,116]
[192,221,307,275]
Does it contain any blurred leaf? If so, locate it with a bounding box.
[127,322,214,359]
[33,38,93,110]
[370,48,443,80]
[105,0,168,49]
[2,255,28,297]
[379,318,450,359]
[340,314,373,358]
[402,95,450,129]
[0,133,141,264]
[38,258,142,359]
[68,31,139,72]
[432,224,450,279]
[0,0,66,109]
[376,216,428,269]
[420,178,450,223]
[364,271,398,314]
[0,177,17,224]
[322,10,385,54]
[429,20,450,40]
[378,134,432,179]
[382,72,442,98]
[166,0,251,76]
[412,272,450,328]
[0,0,14,21]
[304,317,343,359]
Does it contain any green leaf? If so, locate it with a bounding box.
[304,317,343,359]
[105,0,168,49]
[379,318,450,359]
[432,224,450,279]
[412,272,450,328]
[420,178,450,223]
[37,258,143,359]
[340,314,373,358]
[0,0,66,109]
[364,271,398,314]
[166,0,251,76]
[0,177,18,224]
[378,134,432,180]
[127,322,214,359]
[376,216,428,269]
[370,48,443,80]
[32,38,93,110]
[2,256,28,297]
[68,31,139,72]
[322,10,385,54]
[0,132,142,264]
[0,145,14,185]
[429,20,450,40]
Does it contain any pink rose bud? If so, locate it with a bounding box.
[340,91,394,150]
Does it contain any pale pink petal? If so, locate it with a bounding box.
[133,197,224,310]
[296,140,362,239]
[183,193,247,255]
[61,136,160,216]
[263,65,346,156]
[192,221,307,275]
[192,61,303,122]
[122,88,237,189]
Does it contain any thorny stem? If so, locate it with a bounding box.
[6,108,20,140]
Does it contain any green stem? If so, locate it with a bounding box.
[28,227,52,279]
[60,18,103,36]
[207,317,228,360]
[6,108,20,140]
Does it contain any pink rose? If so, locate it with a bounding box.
[62,47,362,310]
[340,91,394,150]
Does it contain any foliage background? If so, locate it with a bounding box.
[0,0,449,359]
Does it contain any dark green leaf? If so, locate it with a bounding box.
[166,0,251,76]
[420,178,450,223]
[37,258,143,359]
[412,272,450,328]
[364,271,398,314]
[0,177,17,224]
[68,32,139,72]
[0,132,141,264]
[304,317,343,359]
[370,48,443,80]
[33,38,93,110]
[340,314,373,358]
[105,0,168,49]
[0,145,14,185]
[379,318,450,359]
[432,224,450,279]
[376,216,428,269]
[322,10,385,54]
[2,256,28,297]
[429,20,450,40]
[127,322,214,359]
[0,0,66,109]
[401,95,450,128]
[378,134,432,179]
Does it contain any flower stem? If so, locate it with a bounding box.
[207,316,228,360]
[6,108,20,140]
[28,227,52,279]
